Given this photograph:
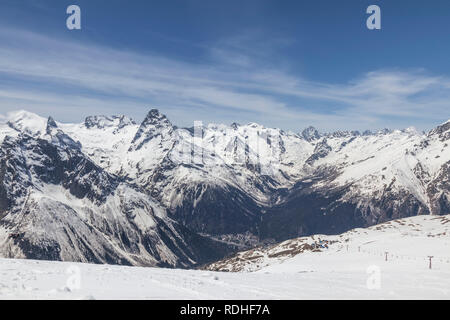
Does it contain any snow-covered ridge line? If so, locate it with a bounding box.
[0,108,448,268]
[2,109,449,217]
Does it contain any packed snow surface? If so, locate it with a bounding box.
[1,215,449,300]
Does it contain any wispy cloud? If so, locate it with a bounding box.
[0,27,448,132]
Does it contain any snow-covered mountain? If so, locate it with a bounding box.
[0,109,448,267]
[0,111,233,267]
[260,121,450,240]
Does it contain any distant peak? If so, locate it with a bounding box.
[231,122,240,130]
[85,115,108,129]
[129,109,173,151]
[325,130,361,138]
[438,119,450,129]
[147,109,161,118]
[46,116,58,135]
[5,110,47,136]
[141,109,171,126]
[42,116,82,149]
[301,126,320,142]
[47,116,57,128]
[84,115,136,130]
[6,110,45,124]
[428,119,450,139]
[246,122,264,129]
[402,126,418,134]
[377,128,392,135]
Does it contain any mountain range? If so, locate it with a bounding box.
[0,109,448,267]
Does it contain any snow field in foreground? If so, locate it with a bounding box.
[0,250,448,300]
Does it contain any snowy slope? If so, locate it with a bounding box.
[1,215,450,299]
[206,215,450,272]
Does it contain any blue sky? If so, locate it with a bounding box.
[0,0,449,132]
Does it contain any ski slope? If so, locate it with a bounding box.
[1,215,449,300]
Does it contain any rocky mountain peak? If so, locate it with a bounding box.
[301,126,321,142]
[43,117,81,150]
[46,116,58,135]
[129,109,173,151]
[428,120,450,141]
[377,128,393,135]
[141,109,171,127]
[231,122,240,130]
[326,130,360,138]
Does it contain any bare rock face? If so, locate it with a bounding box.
[301,126,321,142]
[305,138,332,165]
